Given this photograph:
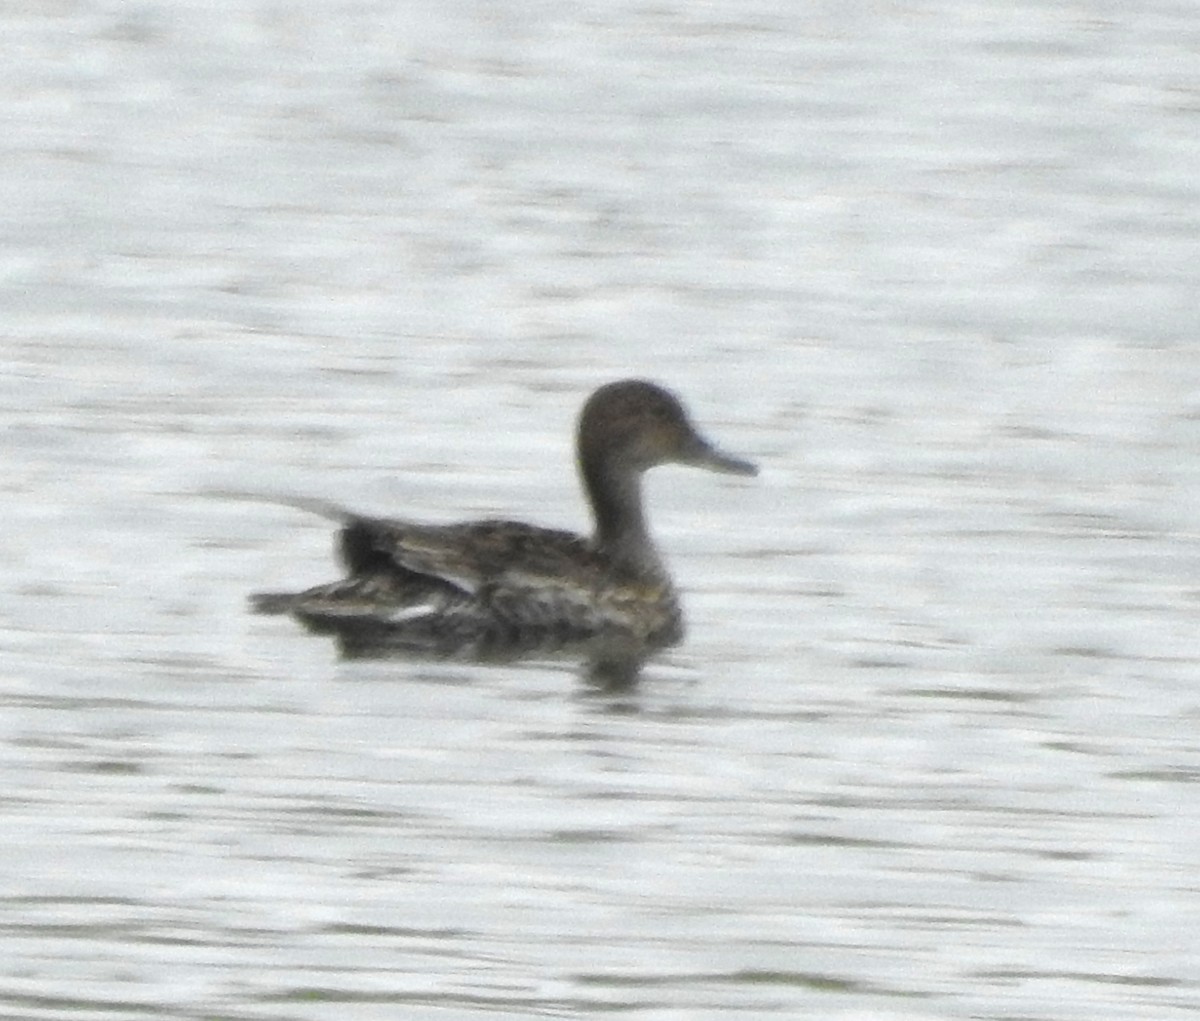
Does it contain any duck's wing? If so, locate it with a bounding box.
[350,517,679,645]
[253,507,593,615]
[344,516,598,596]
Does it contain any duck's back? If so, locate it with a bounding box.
[252,514,682,659]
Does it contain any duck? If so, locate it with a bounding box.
[251,379,756,679]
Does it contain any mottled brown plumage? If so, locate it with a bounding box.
[251,380,756,678]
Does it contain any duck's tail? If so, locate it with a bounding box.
[212,490,359,524]
[249,571,448,627]
[249,591,302,615]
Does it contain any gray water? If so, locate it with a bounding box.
[3,2,1199,1019]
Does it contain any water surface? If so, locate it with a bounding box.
[2,2,1199,1019]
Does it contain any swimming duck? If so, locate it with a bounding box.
[251,380,756,676]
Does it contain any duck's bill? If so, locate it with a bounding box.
[688,439,759,477]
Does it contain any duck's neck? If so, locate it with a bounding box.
[581,456,662,576]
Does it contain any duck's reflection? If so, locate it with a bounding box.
[332,628,656,692]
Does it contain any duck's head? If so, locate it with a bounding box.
[577,379,758,477]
